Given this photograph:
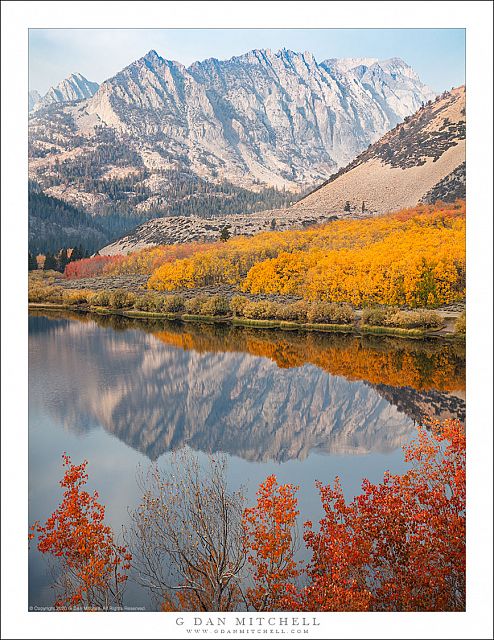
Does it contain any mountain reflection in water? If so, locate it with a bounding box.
[28,311,465,463]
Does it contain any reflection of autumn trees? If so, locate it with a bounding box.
[29,309,465,392]
[147,202,465,307]
[150,325,465,393]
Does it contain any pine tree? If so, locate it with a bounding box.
[58,248,69,272]
[71,246,83,261]
[43,252,58,271]
[219,225,231,242]
[28,252,38,271]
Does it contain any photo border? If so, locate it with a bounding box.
[2,2,492,638]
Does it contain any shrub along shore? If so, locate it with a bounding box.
[28,283,465,340]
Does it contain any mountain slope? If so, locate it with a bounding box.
[292,86,465,216]
[29,90,41,112]
[99,88,465,255]
[28,190,109,253]
[34,73,99,111]
[28,49,434,225]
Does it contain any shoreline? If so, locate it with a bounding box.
[28,302,464,341]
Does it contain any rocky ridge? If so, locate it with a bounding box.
[293,86,466,216]
[29,49,434,224]
[29,73,99,112]
[99,208,332,255]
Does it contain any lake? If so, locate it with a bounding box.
[28,310,465,610]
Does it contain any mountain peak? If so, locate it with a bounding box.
[238,48,274,62]
[323,57,379,72]
[66,71,96,85]
[33,72,99,110]
[28,89,41,112]
[30,46,437,216]
[144,49,161,60]
[376,57,420,81]
[381,56,409,67]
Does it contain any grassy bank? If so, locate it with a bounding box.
[28,301,464,340]
[28,272,465,340]
[361,325,427,338]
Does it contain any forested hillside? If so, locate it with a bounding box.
[28,191,110,254]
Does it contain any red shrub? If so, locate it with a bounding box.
[64,256,122,279]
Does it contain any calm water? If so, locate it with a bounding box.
[28,311,465,609]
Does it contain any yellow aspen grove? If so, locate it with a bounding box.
[146,201,465,307]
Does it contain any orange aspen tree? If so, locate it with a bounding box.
[29,455,131,611]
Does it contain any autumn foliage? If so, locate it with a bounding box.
[243,477,300,611]
[243,419,466,611]
[62,202,465,307]
[29,455,131,611]
[147,201,465,307]
[243,203,465,306]
[64,241,221,279]
[31,420,465,612]
[64,255,121,279]
[103,241,220,276]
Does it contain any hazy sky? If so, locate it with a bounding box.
[29,28,465,95]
